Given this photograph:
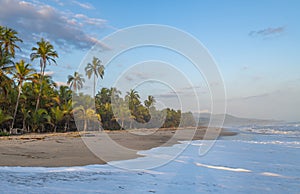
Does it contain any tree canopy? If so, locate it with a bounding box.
[0,25,196,135]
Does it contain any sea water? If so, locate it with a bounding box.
[0,122,299,193]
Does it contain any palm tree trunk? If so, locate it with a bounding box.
[93,74,96,97]
[64,122,68,132]
[83,110,87,132]
[35,59,45,113]
[130,119,133,129]
[11,84,22,131]
[22,116,27,132]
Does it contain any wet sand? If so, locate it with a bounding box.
[0,127,237,167]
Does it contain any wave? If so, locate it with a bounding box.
[235,140,300,147]
[0,164,120,173]
[240,127,300,135]
[194,162,252,172]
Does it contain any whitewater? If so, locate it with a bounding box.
[0,122,299,193]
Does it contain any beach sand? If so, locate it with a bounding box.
[0,127,236,167]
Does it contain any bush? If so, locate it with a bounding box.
[0,131,10,136]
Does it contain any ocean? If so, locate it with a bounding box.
[0,122,299,193]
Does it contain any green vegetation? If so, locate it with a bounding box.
[0,25,196,134]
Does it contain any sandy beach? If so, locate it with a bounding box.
[0,128,237,167]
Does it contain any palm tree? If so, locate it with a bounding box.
[112,98,131,129]
[50,106,66,132]
[58,85,72,104]
[67,71,85,93]
[31,109,51,133]
[11,60,34,130]
[0,52,14,69]
[0,27,18,99]
[61,99,74,131]
[76,94,95,131]
[126,89,141,111]
[85,56,104,97]
[0,26,23,58]
[30,38,58,113]
[0,108,12,125]
[144,95,156,109]
[0,65,14,99]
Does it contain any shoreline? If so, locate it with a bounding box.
[0,127,237,167]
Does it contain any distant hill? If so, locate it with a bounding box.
[193,113,282,127]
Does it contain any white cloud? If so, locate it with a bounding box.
[72,0,94,10]
[55,81,68,87]
[44,71,55,76]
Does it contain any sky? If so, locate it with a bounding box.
[0,0,299,121]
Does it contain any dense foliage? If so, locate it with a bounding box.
[0,26,196,134]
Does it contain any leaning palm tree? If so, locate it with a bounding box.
[30,38,58,113]
[11,60,34,130]
[85,56,104,97]
[67,71,85,93]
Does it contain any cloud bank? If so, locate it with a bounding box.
[0,0,108,51]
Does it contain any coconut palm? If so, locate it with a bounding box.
[0,26,23,58]
[126,89,141,111]
[30,38,58,112]
[144,95,156,109]
[73,94,95,131]
[0,27,19,106]
[61,99,74,131]
[112,98,131,129]
[0,52,14,69]
[50,106,66,132]
[11,60,34,130]
[0,108,12,125]
[85,56,104,97]
[31,109,51,133]
[0,67,14,100]
[67,71,85,93]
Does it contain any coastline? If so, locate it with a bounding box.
[0,127,237,167]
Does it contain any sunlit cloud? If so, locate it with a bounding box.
[0,0,108,51]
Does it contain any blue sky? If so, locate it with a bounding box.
[0,0,299,121]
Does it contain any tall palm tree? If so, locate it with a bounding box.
[85,56,104,97]
[67,71,85,93]
[30,38,58,112]
[0,26,23,58]
[11,60,34,130]
[0,26,20,100]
